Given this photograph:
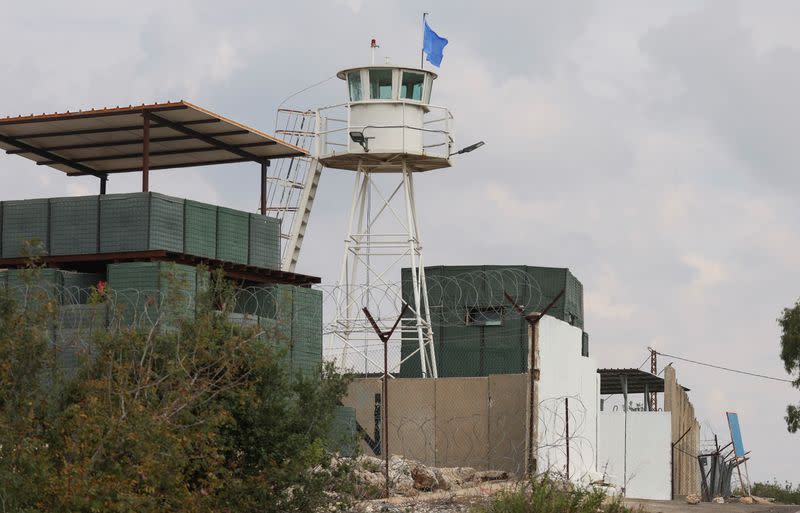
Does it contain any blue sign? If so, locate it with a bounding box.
[726,412,746,457]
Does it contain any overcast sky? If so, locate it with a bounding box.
[1,1,799,483]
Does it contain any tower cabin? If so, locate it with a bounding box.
[318,65,452,172]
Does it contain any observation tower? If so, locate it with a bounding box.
[319,64,455,378]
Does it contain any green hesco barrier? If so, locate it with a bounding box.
[248,213,281,269]
[328,406,357,457]
[2,192,271,267]
[99,193,184,253]
[49,196,99,256]
[149,193,184,252]
[184,200,217,259]
[107,262,197,325]
[1,199,50,258]
[234,284,321,376]
[2,268,64,306]
[59,304,108,330]
[400,265,584,378]
[51,328,93,373]
[216,207,249,265]
[60,271,102,290]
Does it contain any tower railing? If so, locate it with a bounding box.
[316,102,454,160]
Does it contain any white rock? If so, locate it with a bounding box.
[436,467,476,490]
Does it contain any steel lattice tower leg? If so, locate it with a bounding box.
[331,160,437,377]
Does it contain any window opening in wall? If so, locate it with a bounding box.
[348,71,363,101]
[467,307,503,326]
[400,71,424,101]
[369,69,393,99]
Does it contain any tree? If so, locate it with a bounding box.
[777,300,800,433]
[0,267,352,512]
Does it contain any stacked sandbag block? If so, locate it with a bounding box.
[106,262,197,328]
[1,199,50,258]
[327,406,357,457]
[291,286,323,376]
[99,193,184,253]
[184,200,217,259]
[216,207,249,265]
[49,195,99,255]
[248,213,281,269]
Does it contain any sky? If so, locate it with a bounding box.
[1,0,799,483]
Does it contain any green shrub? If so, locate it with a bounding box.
[752,480,800,504]
[0,266,352,513]
[471,476,634,513]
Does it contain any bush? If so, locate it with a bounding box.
[471,476,634,513]
[0,266,351,512]
[752,481,800,504]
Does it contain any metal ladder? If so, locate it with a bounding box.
[271,108,323,272]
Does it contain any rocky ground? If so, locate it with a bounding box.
[333,456,800,513]
[339,454,514,512]
[349,454,511,497]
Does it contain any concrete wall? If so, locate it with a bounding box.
[536,315,599,483]
[664,365,700,497]
[597,411,672,500]
[342,373,527,474]
[343,315,599,481]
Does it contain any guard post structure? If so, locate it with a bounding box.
[316,64,454,377]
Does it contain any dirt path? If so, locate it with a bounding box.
[624,498,800,513]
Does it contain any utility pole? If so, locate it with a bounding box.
[649,347,658,410]
[505,289,565,478]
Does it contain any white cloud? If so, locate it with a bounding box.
[680,253,728,297]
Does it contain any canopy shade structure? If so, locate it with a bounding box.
[0,101,305,175]
[598,368,690,395]
[0,101,307,212]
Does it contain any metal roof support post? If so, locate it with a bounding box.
[260,160,269,215]
[142,111,150,192]
[100,175,107,195]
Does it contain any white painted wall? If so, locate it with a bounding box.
[597,411,672,500]
[536,315,599,485]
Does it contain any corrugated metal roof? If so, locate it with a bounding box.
[598,367,690,395]
[0,101,306,177]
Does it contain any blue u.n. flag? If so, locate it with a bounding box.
[423,20,448,67]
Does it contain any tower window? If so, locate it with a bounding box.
[401,72,424,101]
[369,69,393,99]
[348,71,363,101]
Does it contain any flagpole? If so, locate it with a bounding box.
[421,12,428,69]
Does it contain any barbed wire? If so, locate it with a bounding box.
[1,282,323,339]
[314,268,577,374]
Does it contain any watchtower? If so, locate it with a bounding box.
[318,64,456,378]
